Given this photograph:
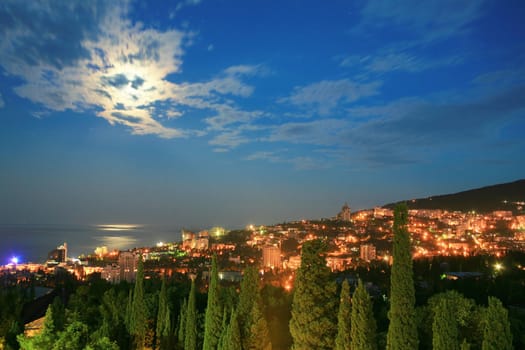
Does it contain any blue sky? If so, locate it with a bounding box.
[0,0,524,228]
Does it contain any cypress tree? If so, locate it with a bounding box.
[156,277,170,349]
[335,279,352,350]
[289,239,338,350]
[130,254,148,350]
[203,255,223,350]
[248,293,272,350]
[224,310,242,350]
[125,288,133,331]
[184,280,198,350]
[432,298,459,350]
[217,308,229,350]
[177,298,187,348]
[386,203,418,350]
[97,288,129,348]
[237,266,258,348]
[350,279,377,350]
[50,296,66,332]
[481,297,512,350]
[162,304,171,349]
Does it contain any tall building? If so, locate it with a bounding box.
[338,203,352,221]
[119,251,138,282]
[262,245,282,269]
[47,242,68,263]
[360,244,376,262]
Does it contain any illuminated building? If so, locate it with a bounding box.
[338,203,352,221]
[181,230,209,250]
[373,207,393,218]
[210,226,227,238]
[263,245,282,269]
[119,251,138,282]
[47,242,68,263]
[360,244,376,262]
[102,263,120,283]
[284,255,301,270]
[218,271,243,282]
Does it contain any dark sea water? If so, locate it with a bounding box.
[0,224,182,264]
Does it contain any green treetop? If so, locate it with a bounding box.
[130,255,148,350]
[177,297,187,348]
[248,292,272,350]
[432,298,459,350]
[350,279,377,350]
[237,266,258,348]
[185,279,198,350]
[289,239,338,350]
[203,255,223,350]
[335,279,352,350]
[386,203,418,350]
[223,310,242,350]
[481,297,512,350]
[156,277,171,349]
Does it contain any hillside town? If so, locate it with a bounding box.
[3,201,525,289]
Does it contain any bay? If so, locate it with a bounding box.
[0,224,182,264]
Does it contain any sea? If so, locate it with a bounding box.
[0,224,182,264]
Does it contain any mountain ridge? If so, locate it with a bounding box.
[383,179,525,214]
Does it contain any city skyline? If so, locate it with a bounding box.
[1,0,524,228]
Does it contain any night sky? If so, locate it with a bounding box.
[0,0,524,228]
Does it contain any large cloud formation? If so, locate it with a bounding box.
[0,1,261,140]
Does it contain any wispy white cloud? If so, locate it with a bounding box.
[339,52,462,73]
[209,129,249,150]
[264,83,525,166]
[170,0,203,18]
[0,93,4,108]
[1,2,186,137]
[358,0,486,43]
[0,1,263,140]
[280,79,380,115]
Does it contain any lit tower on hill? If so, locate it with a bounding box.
[338,203,352,221]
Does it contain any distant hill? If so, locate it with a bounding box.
[384,179,525,214]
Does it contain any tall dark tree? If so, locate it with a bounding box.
[218,308,230,350]
[423,290,476,350]
[203,255,223,350]
[177,298,187,348]
[335,279,352,350]
[156,277,171,349]
[386,203,418,350]
[97,288,129,348]
[130,255,148,350]
[289,239,338,350]
[223,310,242,350]
[125,288,133,332]
[432,298,459,350]
[248,293,272,350]
[350,279,377,350]
[184,280,198,350]
[237,266,258,348]
[50,296,66,332]
[481,297,512,350]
